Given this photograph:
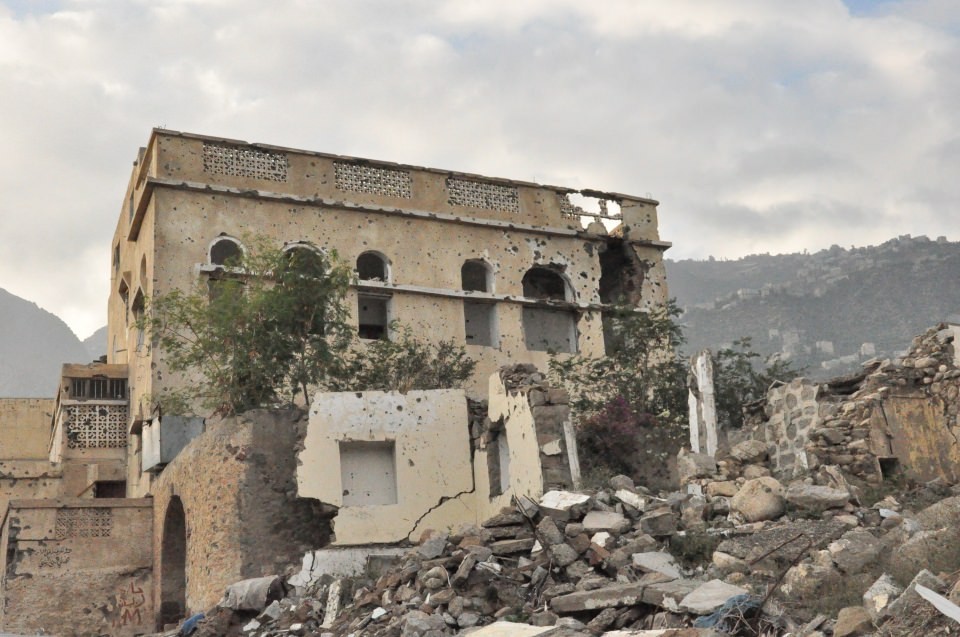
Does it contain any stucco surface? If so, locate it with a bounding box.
[299,389,475,544]
[0,500,153,637]
[151,409,333,621]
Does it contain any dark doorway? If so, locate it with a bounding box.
[159,497,187,629]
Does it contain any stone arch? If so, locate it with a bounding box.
[209,235,244,266]
[356,251,390,282]
[520,266,577,353]
[158,496,187,629]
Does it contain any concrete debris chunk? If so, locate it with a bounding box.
[539,490,591,521]
[677,451,717,485]
[863,574,902,620]
[833,606,874,637]
[463,621,560,637]
[615,488,647,511]
[550,582,647,613]
[582,510,630,534]
[631,552,682,580]
[785,482,850,512]
[221,575,284,612]
[639,509,677,537]
[884,569,945,618]
[678,579,750,615]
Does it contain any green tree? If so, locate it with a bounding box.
[549,300,688,425]
[328,323,477,393]
[145,238,353,414]
[713,337,803,428]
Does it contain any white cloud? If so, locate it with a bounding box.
[0,0,959,337]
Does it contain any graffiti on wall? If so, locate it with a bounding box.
[37,547,72,568]
[111,580,146,628]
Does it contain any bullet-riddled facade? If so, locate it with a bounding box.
[107,129,671,495]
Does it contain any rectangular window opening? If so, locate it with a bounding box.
[94,481,127,498]
[339,441,398,506]
[523,307,577,354]
[464,301,497,347]
[358,293,390,340]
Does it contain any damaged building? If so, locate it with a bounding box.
[0,129,672,635]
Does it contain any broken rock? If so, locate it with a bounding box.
[731,477,785,522]
[833,606,874,637]
[679,579,750,615]
[863,573,901,620]
[677,450,717,485]
[785,482,850,513]
[632,552,682,580]
[550,582,647,613]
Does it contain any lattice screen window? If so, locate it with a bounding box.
[64,405,128,449]
[557,193,586,219]
[447,178,520,213]
[335,162,412,198]
[202,143,289,182]
[55,509,113,539]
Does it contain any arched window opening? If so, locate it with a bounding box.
[461,260,497,347]
[132,290,146,352]
[159,497,187,629]
[140,255,149,289]
[118,280,130,324]
[522,267,570,301]
[210,237,243,267]
[461,260,491,293]
[282,244,326,278]
[357,252,388,282]
[521,267,577,353]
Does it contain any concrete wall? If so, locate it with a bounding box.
[151,409,333,622]
[299,389,475,544]
[298,372,579,544]
[0,398,54,460]
[0,399,61,519]
[0,499,153,637]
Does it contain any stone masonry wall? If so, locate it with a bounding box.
[152,409,334,624]
[746,324,960,485]
[0,499,153,637]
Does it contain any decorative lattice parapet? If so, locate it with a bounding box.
[334,162,412,198]
[447,178,520,213]
[557,193,585,219]
[55,508,113,539]
[64,404,128,449]
[202,143,289,182]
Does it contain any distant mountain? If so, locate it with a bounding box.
[666,235,960,378]
[0,287,91,397]
[83,326,108,361]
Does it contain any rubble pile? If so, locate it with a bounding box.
[177,326,960,637]
[182,462,960,637]
[804,324,960,482]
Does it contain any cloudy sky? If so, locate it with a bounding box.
[1,0,958,339]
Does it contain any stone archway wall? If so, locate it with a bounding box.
[158,496,186,629]
[151,409,333,627]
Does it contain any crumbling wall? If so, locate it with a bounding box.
[747,324,960,484]
[152,409,333,622]
[298,389,475,545]
[741,379,836,479]
[0,499,153,637]
[296,370,580,547]
[0,399,63,521]
[475,366,579,522]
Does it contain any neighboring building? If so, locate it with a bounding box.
[0,398,59,518]
[107,129,671,497]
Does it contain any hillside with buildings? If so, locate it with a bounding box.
[0,287,91,397]
[667,235,960,376]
